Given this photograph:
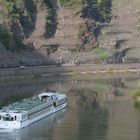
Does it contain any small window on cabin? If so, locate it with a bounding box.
[15,116,17,120]
[53,102,56,107]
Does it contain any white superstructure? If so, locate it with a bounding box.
[0,92,67,129]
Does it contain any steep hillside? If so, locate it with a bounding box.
[0,0,140,67]
[0,0,56,49]
[0,0,57,67]
[98,0,140,63]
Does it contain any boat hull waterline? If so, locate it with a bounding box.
[0,92,67,129]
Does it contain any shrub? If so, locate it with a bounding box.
[44,1,57,38]
[132,88,140,99]
[0,24,11,49]
[32,73,42,79]
[0,32,10,49]
[59,0,71,6]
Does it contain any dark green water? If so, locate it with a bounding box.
[0,76,140,140]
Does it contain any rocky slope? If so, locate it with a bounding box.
[0,0,57,67]
[98,0,140,63]
[0,0,140,67]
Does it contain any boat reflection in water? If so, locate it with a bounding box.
[0,108,66,140]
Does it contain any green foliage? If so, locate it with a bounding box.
[81,0,112,22]
[94,47,107,54]
[6,0,19,20]
[132,82,140,109]
[67,0,112,50]
[44,0,56,38]
[2,0,38,50]
[32,73,42,79]
[0,24,11,49]
[20,11,34,29]
[59,0,71,6]
[132,88,140,99]
[59,0,84,14]
[93,47,109,60]
[97,0,112,21]
[134,101,140,108]
[0,0,112,51]
[20,0,37,32]
[78,22,87,38]
[43,0,53,8]
[78,20,99,50]
[0,32,10,49]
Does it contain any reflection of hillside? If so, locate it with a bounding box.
[65,80,140,140]
[107,99,140,140]
[68,82,124,109]
[0,77,138,107]
[70,88,97,109]
[54,87,109,140]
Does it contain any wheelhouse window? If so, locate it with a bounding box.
[15,116,17,120]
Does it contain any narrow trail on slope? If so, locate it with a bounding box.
[48,0,83,63]
[24,4,48,50]
[47,1,82,48]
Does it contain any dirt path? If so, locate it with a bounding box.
[47,1,83,63]
[24,4,48,50]
[1,63,140,77]
[47,1,82,48]
[56,8,81,46]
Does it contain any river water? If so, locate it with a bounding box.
[0,75,140,140]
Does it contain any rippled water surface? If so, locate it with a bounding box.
[0,76,140,140]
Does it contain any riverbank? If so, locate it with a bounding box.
[0,63,140,77]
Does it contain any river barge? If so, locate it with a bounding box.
[0,92,67,129]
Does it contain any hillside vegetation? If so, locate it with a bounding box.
[0,0,37,50]
[0,0,140,67]
[58,0,112,52]
[0,0,112,50]
[59,0,112,21]
[0,0,55,50]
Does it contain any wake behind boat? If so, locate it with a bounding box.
[0,92,67,129]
